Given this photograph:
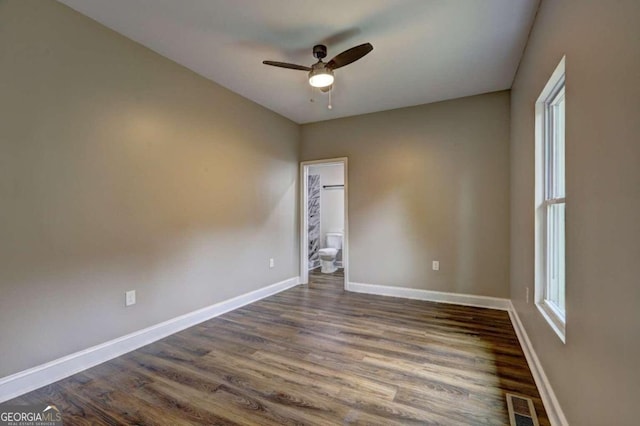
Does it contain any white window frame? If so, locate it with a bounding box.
[534,56,566,343]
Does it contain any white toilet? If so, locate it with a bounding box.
[318,232,343,273]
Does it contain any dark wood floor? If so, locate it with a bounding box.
[4,270,548,425]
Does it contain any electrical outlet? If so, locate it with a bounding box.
[526,287,530,304]
[432,260,440,271]
[269,258,275,269]
[125,290,136,307]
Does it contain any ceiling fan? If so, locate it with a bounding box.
[263,43,373,92]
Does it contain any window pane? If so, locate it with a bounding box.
[544,109,553,200]
[546,202,565,316]
[551,89,565,198]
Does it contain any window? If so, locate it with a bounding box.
[535,56,566,342]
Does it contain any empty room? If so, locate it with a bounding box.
[0,1,638,425]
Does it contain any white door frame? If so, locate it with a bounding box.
[300,157,349,288]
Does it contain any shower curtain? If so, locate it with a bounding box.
[308,174,321,269]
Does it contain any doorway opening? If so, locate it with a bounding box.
[300,158,348,289]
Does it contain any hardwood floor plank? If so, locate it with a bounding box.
[2,269,549,425]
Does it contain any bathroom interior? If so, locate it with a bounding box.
[307,163,345,280]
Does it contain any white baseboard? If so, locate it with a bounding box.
[346,281,511,310]
[508,302,568,426]
[0,276,300,403]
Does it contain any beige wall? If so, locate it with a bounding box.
[0,1,299,377]
[301,92,511,297]
[510,0,640,424]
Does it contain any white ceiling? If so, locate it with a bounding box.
[58,0,539,124]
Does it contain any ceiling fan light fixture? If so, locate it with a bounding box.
[308,67,334,88]
[263,42,373,93]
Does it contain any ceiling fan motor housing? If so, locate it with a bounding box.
[313,44,328,60]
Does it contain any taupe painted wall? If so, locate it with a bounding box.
[0,1,299,377]
[510,0,640,424]
[301,92,511,297]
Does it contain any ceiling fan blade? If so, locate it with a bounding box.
[262,61,311,71]
[326,43,373,70]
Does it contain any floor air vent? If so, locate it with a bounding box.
[506,393,539,426]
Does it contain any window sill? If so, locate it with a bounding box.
[536,301,566,343]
